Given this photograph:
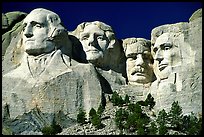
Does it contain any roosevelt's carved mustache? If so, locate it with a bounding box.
[130,67,145,75]
[86,49,99,52]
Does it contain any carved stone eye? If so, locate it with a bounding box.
[153,47,158,53]
[81,36,88,41]
[97,36,104,41]
[35,24,42,28]
[163,43,172,50]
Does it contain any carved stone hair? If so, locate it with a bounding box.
[23,8,67,40]
[123,37,151,53]
[71,21,117,49]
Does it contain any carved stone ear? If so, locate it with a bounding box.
[106,32,116,49]
[47,14,61,26]
[47,14,61,38]
[108,39,116,49]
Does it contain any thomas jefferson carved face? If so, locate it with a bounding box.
[124,38,154,85]
[22,9,58,56]
[152,33,180,80]
[79,24,109,64]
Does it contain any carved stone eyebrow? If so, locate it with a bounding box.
[30,21,44,27]
[126,53,137,58]
[160,43,172,49]
[80,32,89,38]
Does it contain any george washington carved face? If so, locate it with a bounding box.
[22,8,64,56]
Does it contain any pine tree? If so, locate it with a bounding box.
[128,103,142,114]
[148,121,158,135]
[97,104,104,117]
[182,112,202,135]
[111,91,120,106]
[115,108,129,130]
[168,101,183,130]
[89,108,97,120]
[91,113,103,129]
[124,94,130,104]
[77,109,87,125]
[111,91,125,106]
[156,109,168,135]
[144,93,155,110]
[125,112,138,132]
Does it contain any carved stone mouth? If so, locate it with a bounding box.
[158,64,168,71]
[25,39,34,43]
[131,71,145,76]
[86,49,99,53]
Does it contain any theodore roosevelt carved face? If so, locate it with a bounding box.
[123,38,154,85]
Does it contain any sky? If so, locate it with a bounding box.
[2,2,202,40]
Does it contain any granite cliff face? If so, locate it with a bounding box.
[2,8,202,135]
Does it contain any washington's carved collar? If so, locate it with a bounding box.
[26,50,57,78]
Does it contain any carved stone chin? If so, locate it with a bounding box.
[123,37,155,85]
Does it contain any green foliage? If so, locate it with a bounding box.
[137,127,145,135]
[89,107,103,129]
[89,108,97,120]
[125,112,138,132]
[136,100,147,106]
[156,109,167,125]
[144,93,155,110]
[124,94,130,104]
[115,97,151,134]
[128,103,143,114]
[148,121,158,135]
[156,109,168,135]
[158,123,168,135]
[111,93,202,135]
[41,124,62,135]
[97,104,105,117]
[90,113,103,129]
[111,91,125,106]
[168,101,183,130]
[181,112,202,135]
[77,109,87,125]
[115,108,129,130]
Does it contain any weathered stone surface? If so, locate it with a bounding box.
[2,12,27,58]
[2,8,104,134]
[70,21,126,75]
[189,8,202,22]
[122,37,156,86]
[2,8,202,135]
[150,8,202,115]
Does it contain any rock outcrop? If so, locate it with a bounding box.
[2,8,202,135]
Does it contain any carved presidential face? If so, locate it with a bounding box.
[126,40,153,85]
[22,10,55,56]
[79,24,109,64]
[152,33,180,80]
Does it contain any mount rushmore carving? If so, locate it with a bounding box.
[2,8,202,134]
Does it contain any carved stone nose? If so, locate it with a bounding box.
[24,33,33,38]
[135,55,144,66]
